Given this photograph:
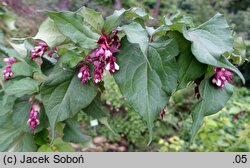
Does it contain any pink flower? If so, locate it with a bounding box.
[3,57,16,64]
[27,103,40,132]
[212,67,233,88]
[78,65,91,84]
[2,57,16,81]
[30,41,48,60]
[105,56,119,74]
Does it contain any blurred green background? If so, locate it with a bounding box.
[1,0,250,152]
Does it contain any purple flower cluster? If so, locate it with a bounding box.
[3,57,16,81]
[212,67,233,88]
[78,30,121,85]
[30,41,48,60]
[27,103,40,132]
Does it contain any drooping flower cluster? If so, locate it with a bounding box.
[27,103,40,132]
[48,47,59,60]
[3,57,16,81]
[78,65,91,84]
[160,108,166,119]
[78,30,121,85]
[212,67,233,88]
[30,41,48,59]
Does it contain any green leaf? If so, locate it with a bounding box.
[183,13,244,83]
[37,144,53,152]
[11,99,31,131]
[34,18,66,48]
[83,96,108,119]
[63,118,90,143]
[104,8,126,34]
[177,49,207,89]
[45,11,99,49]
[0,45,24,61]
[168,31,207,89]
[8,41,27,57]
[104,7,151,33]
[5,78,39,97]
[11,62,34,77]
[164,11,194,32]
[191,77,234,141]
[38,138,74,152]
[114,37,179,142]
[41,65,97,140]
[58,50,83,68]
[53,138,74,152]
[77,7,104,34]
[120,22,149,57]
[0,94,16,116]
[0,128,36,152]
[225,35,246,65]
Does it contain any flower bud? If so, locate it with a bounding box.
[3,57,16,64]
[27,103,40,132]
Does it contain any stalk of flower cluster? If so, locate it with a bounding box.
[212,67,233,88]
[27,103,40,132]
[78,30,121,85]
[3,57,16,81]
[30,41,48,59]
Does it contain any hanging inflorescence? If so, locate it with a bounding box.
[78,30,121,85]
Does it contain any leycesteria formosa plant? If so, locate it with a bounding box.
[0,6,247,151]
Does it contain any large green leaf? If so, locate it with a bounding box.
[120,22,149,57]
[168,31,207,89]
[191,77,234,141]
[114,37,179,142]
[83,96,108,119]
[62,118,90,143]
[5,77,39,97]
[77,7,104,34]
[0,128,37,152]
[45,11,99,49]
[183,13,244,83]
[41,65,97,140]
[34,18,66,48]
